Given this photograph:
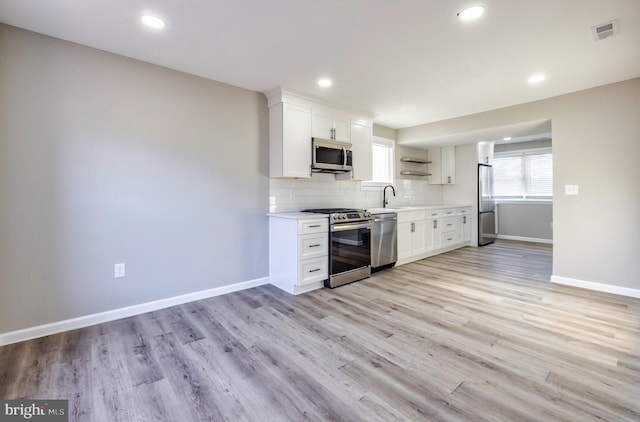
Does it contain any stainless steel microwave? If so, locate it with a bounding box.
[311,138,353,173]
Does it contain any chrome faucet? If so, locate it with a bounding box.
[383,184,396,208]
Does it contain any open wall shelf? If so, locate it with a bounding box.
[400,170,431,176]
[400,157,432,164]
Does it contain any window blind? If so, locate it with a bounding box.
[371,143,393,183]
[366,136,394,185]
[493,149,552,199]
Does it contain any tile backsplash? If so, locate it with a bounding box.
[269,173,443,212]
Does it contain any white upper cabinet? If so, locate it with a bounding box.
[269,102,312,178]
[337,120,372,181]
[442,146,456,184]
[312,106,351,142]
[477,141,494,165]
[428,146,456,184]
[267,89,373,179]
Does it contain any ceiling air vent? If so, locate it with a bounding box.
[592,19,619,41]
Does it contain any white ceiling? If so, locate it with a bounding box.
[1,0,638,129]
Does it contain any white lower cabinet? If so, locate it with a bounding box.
[440,216,461,247]
[459,208,471,242]
[269,216,328,295]
[396,206,472,266]
[425,210,442,252]
[397,211,427,260]
[397,222,412,260]
[298,257,328,286]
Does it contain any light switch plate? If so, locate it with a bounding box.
[564,184,579,195]
[114,263,126,278]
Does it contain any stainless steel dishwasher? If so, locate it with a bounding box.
[371,211,397,271]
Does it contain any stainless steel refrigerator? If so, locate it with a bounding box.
[478,164,496,246]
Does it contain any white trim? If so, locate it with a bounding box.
[0,277,270,346]
[496,234,553,244]
[551,275,640,299]
[495,199,553,205]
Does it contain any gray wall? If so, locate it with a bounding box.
[372,124,397,140]
[398,78,640,291]
[497,203,553,241]
[0,24,270,333]
[495,140,553,242]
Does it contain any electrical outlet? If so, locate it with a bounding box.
[114,263,125,278]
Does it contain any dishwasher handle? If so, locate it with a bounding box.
[372,213,397,222]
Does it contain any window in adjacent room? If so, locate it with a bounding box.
[493,148,552,199]
[362,136,395,188]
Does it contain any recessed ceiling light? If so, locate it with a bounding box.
[528,73,546,84]
[141,15,165,29]
[503,137,512,141]
[457,6,485,21]
[317,78,332,88]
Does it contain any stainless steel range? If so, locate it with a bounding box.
[303,208,372,288]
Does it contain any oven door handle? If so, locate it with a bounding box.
[331,222,371,232]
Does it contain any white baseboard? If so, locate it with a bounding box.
[497,234,553,244]
[551,275,640,299]
[0,277,270,346]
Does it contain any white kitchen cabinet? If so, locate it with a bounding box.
[269,215,328,295]
[441,208,464,246]
[267,89,374,180]
[428,146,456,184]
[412,220,427,256]
[441,216,462,247]
[397,210,427,260]
[269,102,312,178]
[395,206,472,266]
[425,210,442,252]
[312,107,350,142]
[477,141,494,165]
[460,208,471,242]
[397,221,412,260]
[337,120,372,181]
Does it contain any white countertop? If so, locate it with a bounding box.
[368,204,471,213]
[267,212,328,220]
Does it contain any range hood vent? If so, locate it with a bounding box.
[592,19,619,41]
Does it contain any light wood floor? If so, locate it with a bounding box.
[1,240,639,421]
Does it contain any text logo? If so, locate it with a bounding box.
[0,400,68,421]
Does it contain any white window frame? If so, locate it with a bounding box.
[493,147,553,201]
[361,136,395,190]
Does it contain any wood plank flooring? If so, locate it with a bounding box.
[1,240,639,421]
